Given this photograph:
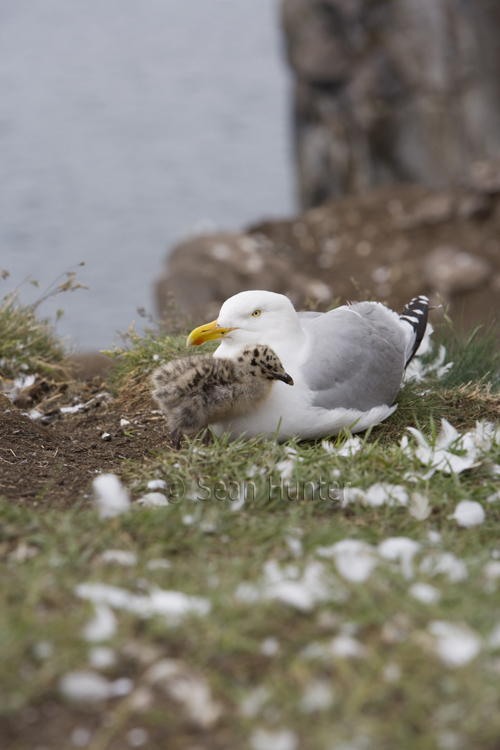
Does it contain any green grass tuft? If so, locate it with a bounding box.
[103,326,189,392]
[0,290,67,379]
[439,322,500,390]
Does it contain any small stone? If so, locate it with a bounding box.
[33,642,53,660]
[71,727,92,747]
[372,266,391,284]
[300,680,334,713]
[457,192,492,219]
[381,613,411,644]
[469,159,500,193]
[9,542,39,563]
[110,677,134,697]
[423,245,491,296]
[355,241,372,257]
[127,728,149,747]
[383,663,401,682]
[251,729,298,750]
[261,637,280,656]
[398,193,454,228]
[88,646,116,670]
[101,432,111,441]
[210,242,232,261]
[128,687,154,712]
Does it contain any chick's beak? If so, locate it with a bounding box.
[276,372,294,386]
[186,319,237,347]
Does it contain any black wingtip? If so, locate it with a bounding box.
[400,295,430,368]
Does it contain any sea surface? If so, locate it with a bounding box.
[0,0,294,350]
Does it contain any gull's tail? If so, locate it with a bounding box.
[399,295,429,368]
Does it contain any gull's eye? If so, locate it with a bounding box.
[252,309,262,317]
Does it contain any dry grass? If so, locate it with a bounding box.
[0,289,71,381]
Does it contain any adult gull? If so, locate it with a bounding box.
[186,290,428,441]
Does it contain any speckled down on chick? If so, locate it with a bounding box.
[152,345,293,448]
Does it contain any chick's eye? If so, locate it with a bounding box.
[252,309,261,317]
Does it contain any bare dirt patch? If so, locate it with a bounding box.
[0,388,173,509]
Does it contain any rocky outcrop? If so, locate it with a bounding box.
[281,0,500,209]
[155,232,334,328]
[155,161,500,331]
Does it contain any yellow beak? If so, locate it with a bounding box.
[186,319,237,347]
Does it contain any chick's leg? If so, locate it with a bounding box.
[171,427,182,451]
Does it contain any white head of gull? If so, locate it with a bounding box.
[186,290,429,442]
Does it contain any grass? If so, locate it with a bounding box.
[0,266,88,380]
[439,322,500,391]
[0,289,68,380]
[2,480,500,749]
[104,325,219,412]
[2,305,500,749]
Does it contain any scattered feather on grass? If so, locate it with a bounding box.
[93,474,131,518]
[409,582,441,605]
[378,538,420,579]
[144,659,222,729]
[83,604,117,643]
[449,500,486,527]
[100,550,137,566]
[420,553,468,582]
[59,671,133,704]
[250,728,298,750]
[136,492,169,508]
[76,582,210,625]
[316,540,377,583]
[427,621,482,668]
[235,560,333,612]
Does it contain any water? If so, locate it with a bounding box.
[0,0,294,350]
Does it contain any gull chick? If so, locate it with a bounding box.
[152,345,293,448]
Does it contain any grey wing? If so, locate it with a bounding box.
[297,311,323,321]
[301,304,407,411]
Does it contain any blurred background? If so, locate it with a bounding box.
[3,0,500,356]
[0,0,293,349]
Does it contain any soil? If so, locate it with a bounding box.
[0,385,172,510]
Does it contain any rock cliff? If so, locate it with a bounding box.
[281,0,500,209]
[155,161,500,331]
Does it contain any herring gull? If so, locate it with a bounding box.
[186,290,429,442]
